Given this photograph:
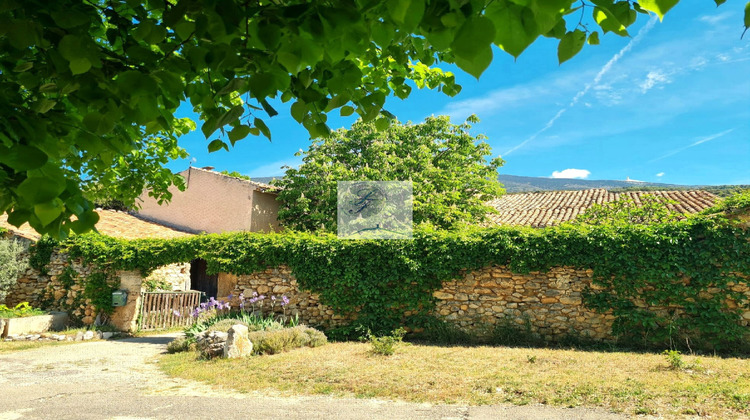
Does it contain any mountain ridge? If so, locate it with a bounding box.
[250,174,747,196]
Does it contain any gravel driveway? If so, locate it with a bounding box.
[0,335,626,420]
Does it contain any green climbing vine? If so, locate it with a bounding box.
[28,235,57,275]
[58,212,750,350]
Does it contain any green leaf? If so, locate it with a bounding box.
[387,0,425,31]
[593,7,628,36]
[0,145,48,170]
[587,31,600,45]
[34,199,64,227]
[17,176,66,204]
[451,16,496,61]
[486,3,538,58]
[207,139,228,153]
[58,35,84,61]
[255,118,271,141]
[174,20,196,41]
[745,2,750,28]
[374,117,390,131]
[83,113,115,135]
[340,105,355,117]
[557,30,586,64]
[291,102,307,123]
[69,58,91,75]
[13,62,33,72]
[51,10,91,29]
[638,0,679,21]
[33,99,57,114]
[454,46,493,79]
[228,125,252,144]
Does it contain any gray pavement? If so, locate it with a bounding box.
[0,335,626,420]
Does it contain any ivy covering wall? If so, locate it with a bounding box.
[51,214,750,350]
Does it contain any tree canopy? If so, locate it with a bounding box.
[1,0,746,238]
[274,116,505,231]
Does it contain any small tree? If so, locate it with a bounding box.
[274,116,505,231]
[0,238,29,303]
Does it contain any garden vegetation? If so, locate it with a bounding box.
[20,193,747,352]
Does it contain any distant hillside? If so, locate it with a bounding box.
[249,174,748,196]
[251,176,278,185]
[497,174,684,193]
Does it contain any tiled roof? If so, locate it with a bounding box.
[486,189,718,228]
[0,210,193,241]
[189,167,280,192]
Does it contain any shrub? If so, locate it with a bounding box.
[0,302,44,318]
[365,327,407,356]
[0,238,28,302]
[142,277,172,292]
[249,326,327,355]
[167,336,196,354]
[662,350,685,370]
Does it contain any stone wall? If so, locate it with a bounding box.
[221,265,351,328]
[4,235,190,330]
[218,264,750,342]
[144,263,192,291]
[434,266,613,340]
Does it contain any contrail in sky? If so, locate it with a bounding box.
[648,128,735,162]
[503,17,659,156]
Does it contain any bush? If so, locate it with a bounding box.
[0,302,44,318]
[365,327,407,356]
[167,336,196,353]
[249,326,327,355]
[0,238,28,302]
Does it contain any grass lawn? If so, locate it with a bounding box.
[160,342,750,418]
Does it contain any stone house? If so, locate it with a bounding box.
[136,166,281,234]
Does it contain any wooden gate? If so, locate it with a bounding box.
[139,291,202,330]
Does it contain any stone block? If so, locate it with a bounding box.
[2,312,68,337]
[433,291,453,300]
[224,324,253,358]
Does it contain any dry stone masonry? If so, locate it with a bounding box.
[222,265,352,328]
[222,264,749,342]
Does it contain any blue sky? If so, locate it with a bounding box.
[170,2,750,186]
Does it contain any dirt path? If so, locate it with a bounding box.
[0,335,626,420]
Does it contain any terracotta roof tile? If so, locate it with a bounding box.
[0,210,192,241]
[487,189,719,228]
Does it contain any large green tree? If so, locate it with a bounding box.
[1,0,746,238]
[274,116,505,231]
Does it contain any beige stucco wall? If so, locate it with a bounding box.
[137,167,280,234]
[251,189,281,232]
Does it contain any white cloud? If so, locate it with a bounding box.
[698,12,733,25]
[639,70,672,93]
[551,169,591,179]
[656,172,665,177]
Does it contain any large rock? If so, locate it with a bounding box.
[223,324,253,358]
[195,331,228,358]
